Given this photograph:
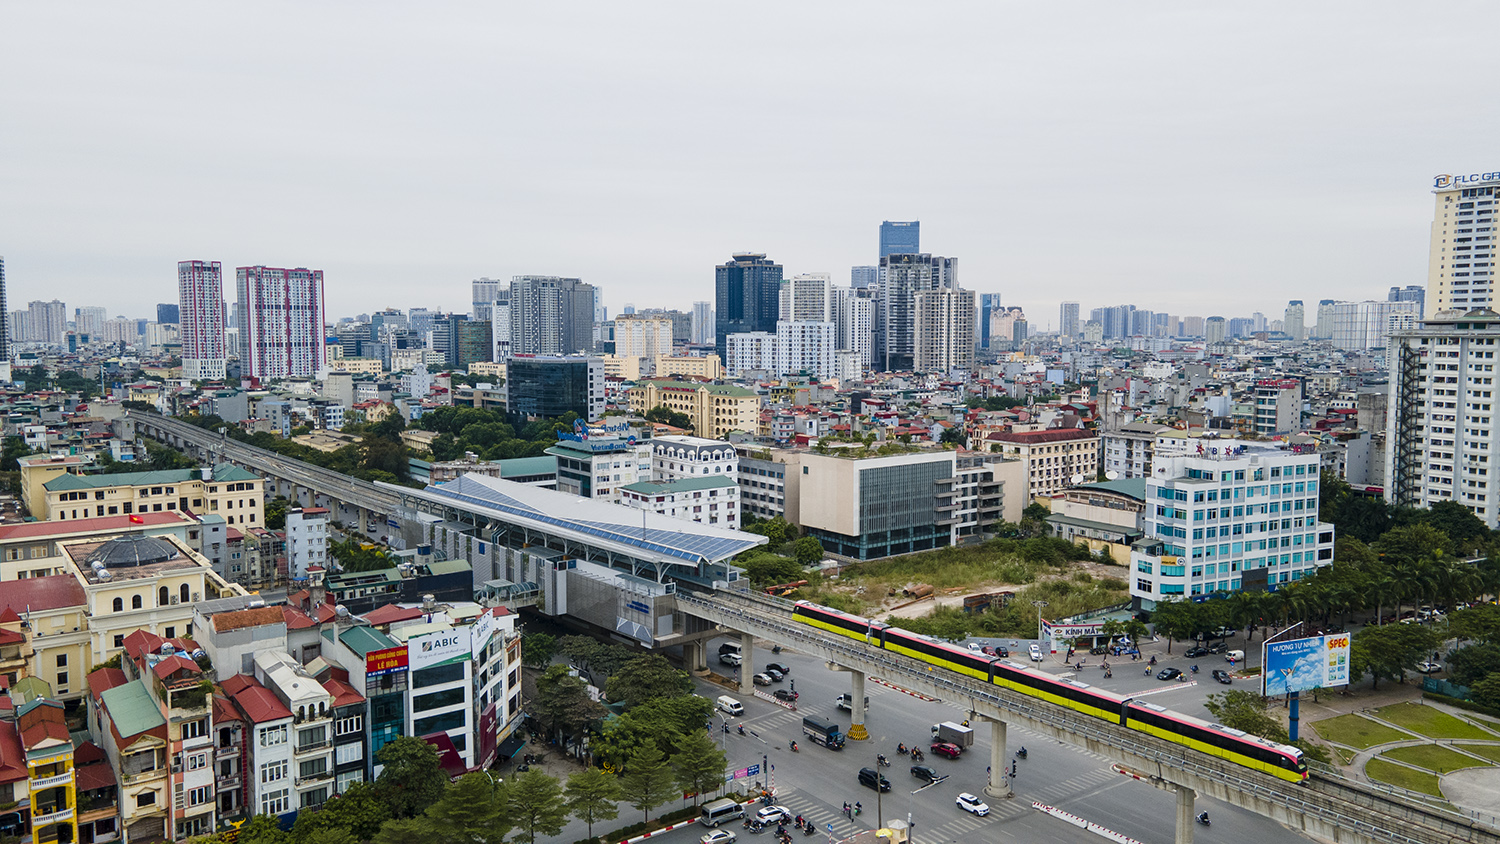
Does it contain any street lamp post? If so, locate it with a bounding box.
[1032,600,1049,642]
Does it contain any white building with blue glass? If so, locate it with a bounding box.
[1129,437,1336,611]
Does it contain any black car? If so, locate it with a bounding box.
[1157,667,1183,681]
[1211,669,1232,684]
[858,767,891,792]
[910,765,947,784]
[766,662,790,676]
[773,689,798,703]
[1184,646,1211,659]
[1207,641,1229,655]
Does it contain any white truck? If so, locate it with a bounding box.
[930,721,975,747]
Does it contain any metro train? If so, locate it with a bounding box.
[791,600,1307,783]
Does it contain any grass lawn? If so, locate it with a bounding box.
[1454,744,1500,765]
[1374,703,1500,741]
[1365,758,1445,797]
[1333,745,1356,765]
[1311,714,1414,749]
[1382,744,1487,774]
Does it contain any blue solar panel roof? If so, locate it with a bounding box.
[417,474,765,564]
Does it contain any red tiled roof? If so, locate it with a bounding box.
[0,722,27,786]
[0,576,87,614]
[151,654,201,680]
[0,511,189,540]
[314,603,337,623]
[212,694,241,726]
[362,604,424,625]
[87,667,127,701]
[321,678,364,708]
[225,675,293,723]
[73,740,107,767]
[75,756,116,792]
[211,606,285,632]
[280,605,317,630]
[0,628,25,647]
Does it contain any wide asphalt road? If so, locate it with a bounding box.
[645,634,1317,844]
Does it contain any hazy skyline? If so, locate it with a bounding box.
[3,3,1495,327]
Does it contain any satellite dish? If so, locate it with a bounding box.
[1070,474,1085,485]
[1105,471,1121,480]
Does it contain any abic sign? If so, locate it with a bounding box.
[1435,172,1500,189]
[409,627,473,670]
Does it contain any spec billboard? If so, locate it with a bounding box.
[1263,634,1350,696]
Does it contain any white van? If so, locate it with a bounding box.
[1226,650,1244,663]
[716,695,744,716]
[701,797,745,826]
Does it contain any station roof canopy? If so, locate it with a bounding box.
[386,474,766,566]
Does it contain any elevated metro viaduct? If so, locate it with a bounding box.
[130,414,1499,844]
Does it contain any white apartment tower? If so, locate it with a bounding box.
[237,266,326,380]
[831,287,874,367]
[1130,438,1335,610]
[179,260,227,380]
[691,301,714,345]
[1387,309,1500,527]
[914,288,975,373]
[472,278,505,321]
[1284,300,1305,342]
[1428,172,1500,315]
[776,320,836,379]
[779,273,831,322]
[724,331,777,377]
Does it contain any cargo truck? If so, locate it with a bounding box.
[802,715,845,749]
[930,721,974,747]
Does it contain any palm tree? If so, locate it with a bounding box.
[1231,591,1265,642]
[1368,576,1398,625]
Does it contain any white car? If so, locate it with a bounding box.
[957,793,990,816]
[1028,644,1043,662]
[719,652,742,667]
[700,831,737,844]
[755,805,791,825]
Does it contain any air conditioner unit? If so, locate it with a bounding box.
[171,763,182,773]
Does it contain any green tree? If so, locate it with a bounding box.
[522,632,557,669]
[291,781,392,842]
[1420,501,1493,555]
[790,536,824,566]
[1445,643,1500,687]
[0,438,33,473]
[236,815,291,844]
[620,743,676,822]
[739,552,805,586]
[375,736,448,819]
[374,770,509,844]
[673,729,728,805]
[565,766,624,838]
[1204,689,1287,742]
[264,496,290,531]
[505,769,568,844]
[1350,622,1442,690]
[1449,604,1500,644]
[298,830,356,844]
[1150,600,1199,655]
[939,424,966,446]
[644,405,693,430]
[744,517,791,547]
[534,664,607,743]
[605,654,693,707]
[1470,673,1500,710]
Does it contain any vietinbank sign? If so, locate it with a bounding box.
[408,627,473,670]
[1434,172,1500,189]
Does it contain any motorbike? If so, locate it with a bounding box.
[1196,813,1210,827]
[854,804,862,816]
[789,742,799,753]
[803,824,816,836]
[1104,669,1112,678]
[896,743,909,755]
[1191,664,1199,674]
[1017,747,1028,760]
[772,644,782,654]
[876,755,890,767]
[738,725,746,736]
[910,748,924,762]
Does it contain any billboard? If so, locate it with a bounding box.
[365,646,408,678]
[1263,633,1350,696]
[408,627,473,671]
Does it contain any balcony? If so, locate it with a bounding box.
[32,806,74,825]
[30,771,72,789]
[294,770,334,787]
[295,739,331,754]
[215,744,240,760]
[215,774,242,792]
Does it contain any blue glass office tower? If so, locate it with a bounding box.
[715,253,783,361]
[979,293,1002,349]
[879,221,920,258]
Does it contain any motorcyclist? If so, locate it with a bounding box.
[1191,664,1199,674]
[897,742,907,754]
[854,802,862,815]
[1197,811,1210,825]
[877,753,888,766]
[790,740,798,752]
[737,724,746,736]
[1149,655,1157,666]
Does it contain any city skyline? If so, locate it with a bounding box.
[2,5,1494,323]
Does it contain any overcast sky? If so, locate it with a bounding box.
[3,3,1495,328]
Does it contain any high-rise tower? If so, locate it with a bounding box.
[1427,172,1499,315]
[715,253,783,361]
[878,253,957,371]
[236,265,326,380]
[508,275,596,356]
[879,221,920,258]
[1059,302,1080,339]
[180,260,227,380]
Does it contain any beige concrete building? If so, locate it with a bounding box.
[1428,172,1500,315]
[325,357,384,375]
[982,428,1101,499]
[613,315,674,358]
[1044,478,1147,564]
[59,534,246,665]
[914,288,976,373]
[628,380,760,440]
[0,512,198,581]
[0,576,90,699]
[38,465,265,528]
[17,454,93,520]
